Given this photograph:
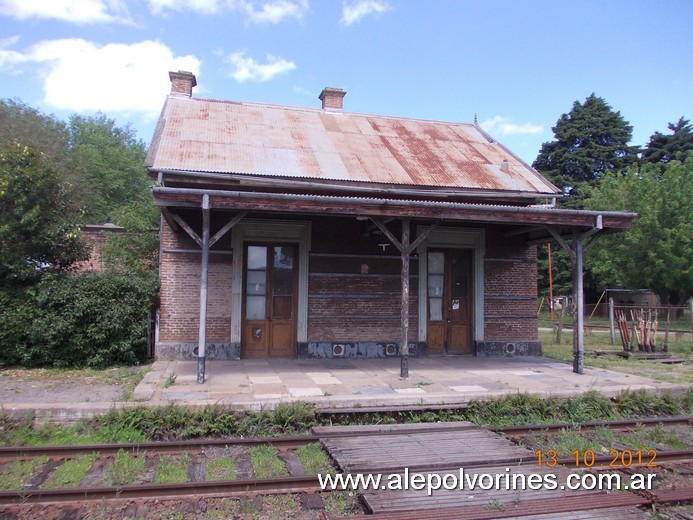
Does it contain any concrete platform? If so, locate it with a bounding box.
[3,356,688,425]
[131,355,687,410]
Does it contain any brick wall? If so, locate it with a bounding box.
[307,217,418,342]
[157,216,539,352]
[73,225,125,272]
[158,221,232,343]
[483,227,538,341]
[308,273,418,341]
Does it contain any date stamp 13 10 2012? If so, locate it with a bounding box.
[535,449,657,468]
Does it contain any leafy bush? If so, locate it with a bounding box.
[0,288,39,366]
[0,271,158,368]
[94,402,317,440]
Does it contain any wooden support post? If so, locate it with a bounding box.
[548,221,601,375]
[609,298,616,345]
[573,236,584,374]
[400,218,410,378]
[197,194,210,384]
[370,217,437,380]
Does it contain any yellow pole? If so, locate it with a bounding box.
[588,290,606,321]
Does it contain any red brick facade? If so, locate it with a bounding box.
[156,216,540,358]
[484,227,539,341]
[158,221,232,344]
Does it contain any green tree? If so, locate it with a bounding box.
[583,154,693,306]
[0,99,96,213]
[533,94,639,208]
[68,113,151,224]
[0,143,86,285]
[0,99,69,160]
[641,117,693,165]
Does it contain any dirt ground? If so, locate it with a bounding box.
[0,367,148,405]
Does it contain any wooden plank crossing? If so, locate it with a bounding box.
[359,465,615,515]
[509,508,650,520]
[320,422,532,473]
[318,422,645,516]
[349,504,650,519]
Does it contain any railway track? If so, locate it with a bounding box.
[493,415,692,435]
[0,435,327,506]
[0,418,690,517]
[2,415,688,460]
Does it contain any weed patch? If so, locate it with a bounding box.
[205,457,236,481]
[295,442,332,475]
[248,446,288,479]
[42,452,99,489]
[0,455,49,491]
[154,454,191,484]
[105,449,146,486]
[324,490,360,515]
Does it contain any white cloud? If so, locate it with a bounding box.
[341,0,390,26]
[0,35,20,47]
[228,51,295,82]
[0,38,200,115]
[148,0,219,15]
[480,115,544,136]
[0,0,132,24]
[240,0,308,23]
[148,0,308,23]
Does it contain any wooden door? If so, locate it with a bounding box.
[242,244,297,358]
[426,249,472,355]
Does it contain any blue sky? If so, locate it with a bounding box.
[0,0,691,164]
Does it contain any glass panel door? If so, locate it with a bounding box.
[242,243,297,358]
[427,251,444,321]
[272,246,294,319]
[246,246,267,320]
[426,249,472,355]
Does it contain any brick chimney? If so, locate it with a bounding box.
[319,87,346,111]
[169,70,197,97]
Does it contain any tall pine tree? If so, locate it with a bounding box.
[533,94,638,208]
[641,117,692,165]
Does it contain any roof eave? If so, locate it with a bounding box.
[148,167,562,203]
[151,186,634,232]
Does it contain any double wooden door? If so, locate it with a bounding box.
[426,249,473,355]
[242,243,297,358]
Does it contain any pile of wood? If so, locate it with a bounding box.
[616,309,659,352]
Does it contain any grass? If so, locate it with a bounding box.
[520,420,692,468]
[0,455,49,491]
[537,310,692,332]
[262,495,302,517]
[205,457,236,481]
[324,490,360,515]
[163,371,177,389]
[1,388,690,448]
[533,428,603,458]
[295,442,332,475]
[539,330,692,384]
[0,413,147,447]
[42,452,100,489]
[105,449,146,486]
[154,454,191,484]
[248,445,288,479]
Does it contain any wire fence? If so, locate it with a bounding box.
[538,296,692,349]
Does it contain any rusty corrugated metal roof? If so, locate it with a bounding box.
[146,96,559,195]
